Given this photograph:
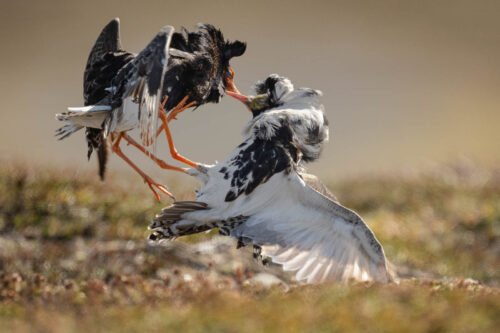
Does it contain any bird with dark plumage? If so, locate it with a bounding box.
[149,74,392,284]
[55,18,246,200]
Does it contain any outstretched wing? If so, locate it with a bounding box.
[226,171,391,283]
[299,172,338,202]
[151,170,391,284]
[109,25,174,146]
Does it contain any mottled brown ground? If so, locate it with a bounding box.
[0,162,498,332]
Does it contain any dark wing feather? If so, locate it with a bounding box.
[84,18,122,105]
[149,201,248,241]
[110,25,174,146]
[149,201,209,240]
[82,18,126,179]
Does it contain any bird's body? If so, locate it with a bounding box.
[162,25,246,111]
[149,75,391,283]
[57,19,246,145]
[56,20,173,145]
[55,18,246,198]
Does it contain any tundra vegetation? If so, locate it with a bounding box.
[0,161,498,332]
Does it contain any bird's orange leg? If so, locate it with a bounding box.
[152,95,199,168]
[154,96,195,138]
[166,96,197,122]
[158,110,198,168]
[122,133,188,174]
[154,96,170,139]
[112,134,174,201]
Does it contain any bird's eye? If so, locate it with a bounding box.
[227,67,235,79]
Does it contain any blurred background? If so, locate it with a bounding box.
[0,0,499,180]
[1,3,499,328]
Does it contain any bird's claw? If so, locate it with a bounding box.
[144,178,175,201]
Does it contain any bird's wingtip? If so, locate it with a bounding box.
[159,25,174,34]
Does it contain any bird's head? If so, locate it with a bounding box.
[197,24,246,102]
[227,74,322,117]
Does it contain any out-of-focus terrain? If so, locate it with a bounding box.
[0,161,498,332]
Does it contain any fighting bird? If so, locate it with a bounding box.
[149,74,392,284]
[55,18,246,199]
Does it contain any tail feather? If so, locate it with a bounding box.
[56,105,111,133]
[149,201,248,242]
[67,105,112,113]
[85,127,108,180]
[97,141,108,181]
[56,106,111,122]
[55,124,83,140]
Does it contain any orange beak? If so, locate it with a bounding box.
[225,66,241,95]
[226,91,252,112]
[226,91,248,103]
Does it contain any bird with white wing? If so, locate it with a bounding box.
[149,74,393,284]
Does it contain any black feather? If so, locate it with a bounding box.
[75,20,247,180]
[82,19,132,179]
[97,140,108,180]
[162,24,247,111]
[224,40,246,59]
[223,125,299,202]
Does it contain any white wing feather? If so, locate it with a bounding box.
[100,25,174,144]
[185,170,390,284]
[130,25,174,147]
[247,173,388,283]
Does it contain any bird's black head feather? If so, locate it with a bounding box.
[165,24,246,108]
[224,40,247,60]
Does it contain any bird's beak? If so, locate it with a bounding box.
[226,91,251,111]
[225,66,241,95]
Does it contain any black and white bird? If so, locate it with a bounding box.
[149,74,392,284]
[55,18,246,199]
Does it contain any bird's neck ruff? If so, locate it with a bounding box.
[242,89,328,164]
[167,24,246,106]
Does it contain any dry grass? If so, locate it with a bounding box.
[0,162,499,332]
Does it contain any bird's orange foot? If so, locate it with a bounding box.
[143,176,175,201]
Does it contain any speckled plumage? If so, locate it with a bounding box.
[56,18,173,179]
[162,24,246,111]
[56,18,246,179]
[150,75,392,284]
[83,19,134,179]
